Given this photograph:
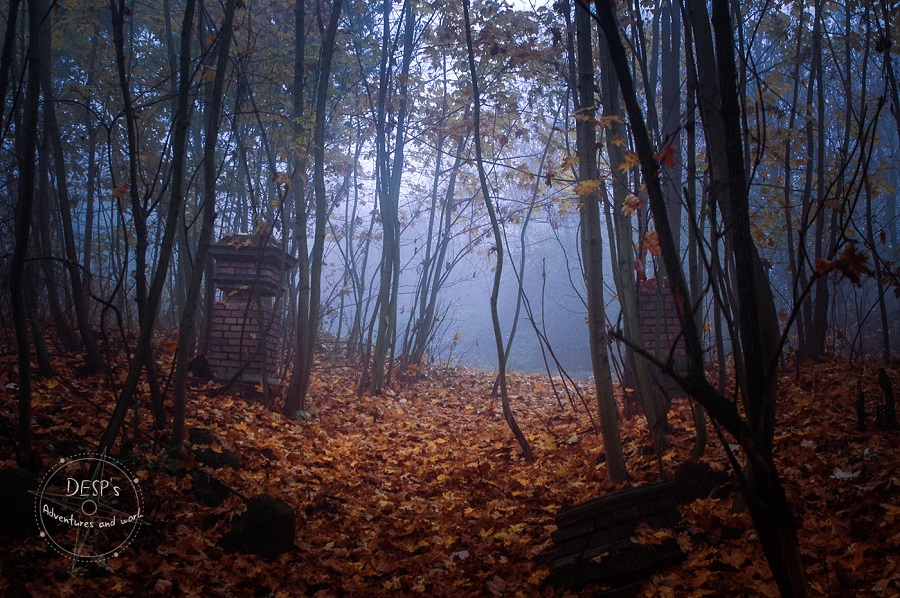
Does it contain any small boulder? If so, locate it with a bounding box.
[190,471,231,507]
[188,427,214,445]
[188,428,241,469]
[221,495,296,558]
[195,447,241,470]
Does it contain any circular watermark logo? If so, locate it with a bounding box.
[33,453,143,561]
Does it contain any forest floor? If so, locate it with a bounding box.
[1,351,899,596]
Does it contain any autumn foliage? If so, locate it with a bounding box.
[1,352,899,596]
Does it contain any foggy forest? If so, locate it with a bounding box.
[1,0,898,594]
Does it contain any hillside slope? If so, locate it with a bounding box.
[1,355,898,595]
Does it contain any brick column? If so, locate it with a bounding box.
[206,233,296,387]
[636,277,686,399]
[207,296,280,384]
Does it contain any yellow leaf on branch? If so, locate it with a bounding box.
[643,230,662,257]
[618,150,640,173]
[622,193,642,216]
[574,179,601,197]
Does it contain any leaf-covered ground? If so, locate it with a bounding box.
[1,354,898,596]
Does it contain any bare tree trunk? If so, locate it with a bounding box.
[405,112,470,369]
[809,0,829,360]
[371,0,411,394]
[402,57,469,371]
[597,18,664,453]
[781,10,805,359]
[796,59,816,359]
[285,0,342,412]
[596,0,807,593]
[368,0,396,394]
[463,0,533,463]
[575,0,626,481]
[81,30,100,325]
[687,0,782,444]
[683,13,707,460]
[38,14,104,371]
[0,0,20,131]
[108,0,162,415]
[307,0,343,387]
[10,0,43,470]
[661,0,682,254]
[172,0,236,446]
[36,132,78,351]
[284,0,309,416]
[99,0,196,454]
[859,11,890,359]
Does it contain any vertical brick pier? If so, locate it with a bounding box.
[207,233,295,388]
[620,277,688,411]
[636,277,687,398]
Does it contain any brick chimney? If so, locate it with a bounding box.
[636,277,687,399]
[206,233,296,389]
[620,277,688,416]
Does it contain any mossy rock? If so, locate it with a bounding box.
[220,495,296,558]
[188,428,241,469]
[195,447,241,470]
[190,471,231,507]
[188,427,214,445]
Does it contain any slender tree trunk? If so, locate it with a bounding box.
[596,0,807,593]
[369,0,395,394]
[172,0,236,446]
[597,18,665,452]
[306,0,343,388]
[168,0,189,328]
[782,10,805,358]
[285,0,342,412]
[36,132,78,351]
[576,0,626,481]
[687,0,781,444]
[38,16,103,371]
[109,0,163,414]
[463,0,533,463]
[0,0,21,130]
[683,12,707,460]
[409,120,470,368]
[99,0,196,454]
[10,0,43,470]
[797,58,816,358]
[283,0,308,415]
[371,0,411,393]
[859,12,890,358]
[810,0,829,360]
[661,1,682,254]
[81,30,100,324]
[404,57,455,369]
